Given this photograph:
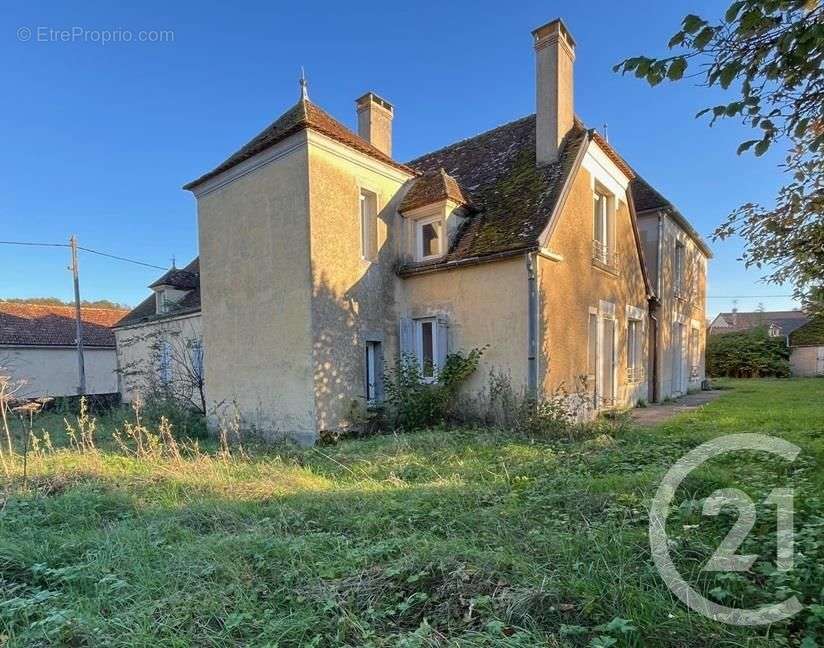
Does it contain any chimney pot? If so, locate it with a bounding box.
[356,92,394,157]
[533,19,576,166]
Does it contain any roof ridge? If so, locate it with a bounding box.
[406,113,536,166]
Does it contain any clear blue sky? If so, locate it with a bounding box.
[0,0,798,317]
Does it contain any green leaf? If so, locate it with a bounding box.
[725,1,745,22]
[667,58,688,80]
[694,26,715,49]
[736,140,759,155]
[682,14,707,34]
[668,31,686,48]
[754,139,770,156]
[589,637,618,648]
[719,62,740,89]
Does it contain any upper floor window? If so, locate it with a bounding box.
[156,290,169,314]
[416,215,444,261]
[674,240,686,298]
[592,190,614,266]
[360,189,378,261]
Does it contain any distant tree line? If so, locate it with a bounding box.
[0,297,130,309]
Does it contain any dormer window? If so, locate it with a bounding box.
[416,215,444,261]
[156,289,170,314]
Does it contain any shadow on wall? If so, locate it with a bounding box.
[310,199,399,434]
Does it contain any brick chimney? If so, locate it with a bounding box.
[533,19,576,166]
[356,92,394,157]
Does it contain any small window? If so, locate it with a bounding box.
[415,318,438,381]
[156,290,168,314]
[592,190,613,265]
[627,319,642,382]
[159,340,172,384]
[360,189,378,261]
[416,216,443,261]
[365,341,383,404]
[190,340,204,381]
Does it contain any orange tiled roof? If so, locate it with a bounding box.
[0,302,127,348]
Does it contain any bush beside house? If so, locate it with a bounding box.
[706,326,790,378]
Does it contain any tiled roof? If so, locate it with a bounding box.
[712,310,809,336]
[0,303,127,348]
[149,267,199,291]
[184,99,414,190]
[402,114,588,269]
[789,316,824,346]
[630,175,713,258]
[399,168,476,213]
[115,258,201,328]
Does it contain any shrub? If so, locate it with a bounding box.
[706,326,790,378]
[385,348,485,431]
[139,394,209,440]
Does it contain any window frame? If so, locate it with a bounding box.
[415,215,444,262]
[627,318,642,383]
[365,340,381,404]
[359,188,379,262]
[592,187,614,266]
[414,317,439,382]
[158,340,173,385]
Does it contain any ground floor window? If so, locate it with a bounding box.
[415,318,437,381]
[158,340,172,385]
[365,340,383,404]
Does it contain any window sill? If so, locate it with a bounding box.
[591,258,620,277]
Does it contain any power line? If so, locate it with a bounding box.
[0,239,167,271]
[706,294,794,299]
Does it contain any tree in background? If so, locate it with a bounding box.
[615,1,823,312]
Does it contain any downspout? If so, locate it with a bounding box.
[526,252,539,399]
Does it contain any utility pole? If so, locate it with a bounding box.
[69,235,86,395]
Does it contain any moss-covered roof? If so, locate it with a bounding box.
[404,114,588,266]
[790,315,824,346]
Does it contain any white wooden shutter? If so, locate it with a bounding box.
[436,318,449,373]
[399,318,414,366]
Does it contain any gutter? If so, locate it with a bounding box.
[397,246,535,278]
[526,252,539,399]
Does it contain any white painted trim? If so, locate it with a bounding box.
[599,299,616,318]
[538,248,564,262]
[415,214,445,262]
[413,317,438,383]
[582,139,631,198]
[626,304,645,321]
[190,131,307,198]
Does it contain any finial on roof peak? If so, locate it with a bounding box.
[299,66,309,101]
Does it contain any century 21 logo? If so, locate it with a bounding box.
[649,433,803,626]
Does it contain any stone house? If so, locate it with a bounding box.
[112,259,203,409]
[130,16,708,443]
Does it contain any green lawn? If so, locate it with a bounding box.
[1,379,822,646]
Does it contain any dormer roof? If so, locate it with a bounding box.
[399,168,476,213]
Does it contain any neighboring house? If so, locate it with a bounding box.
[173,17,707,443]
[788,316,824,377]
[709,309,809,341]
[113,259,203,408]
[634,178,713,400]
[0,302,126,398]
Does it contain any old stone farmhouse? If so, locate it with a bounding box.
[116,18,711,442]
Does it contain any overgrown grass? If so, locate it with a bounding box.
[1,379,822,646]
